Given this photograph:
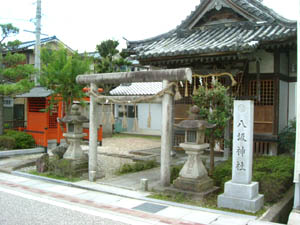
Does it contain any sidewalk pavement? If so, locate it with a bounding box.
[0,168,280,225]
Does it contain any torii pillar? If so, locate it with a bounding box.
[89,82,99,181]
[77,68,192,184]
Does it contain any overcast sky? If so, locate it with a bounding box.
[0,0,298,53]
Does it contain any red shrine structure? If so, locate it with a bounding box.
[17,86,103,148]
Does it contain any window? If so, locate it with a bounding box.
[249,80,274,105]
[4,97,13,107]
[118,105,137,118]
[28,98,46,112]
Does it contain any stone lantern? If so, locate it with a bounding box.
[173,105,215,192]
[61,104,89,160]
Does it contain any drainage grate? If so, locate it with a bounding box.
[133,202,167,213]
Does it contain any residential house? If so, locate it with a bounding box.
[126,0,297,154]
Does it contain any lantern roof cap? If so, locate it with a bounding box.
[61,104,88,124]
[175,105,215,130]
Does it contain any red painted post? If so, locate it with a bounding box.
[98,125,103,146]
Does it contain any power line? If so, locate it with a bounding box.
[0,17,31,22]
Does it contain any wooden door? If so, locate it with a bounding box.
[249,80,274,134]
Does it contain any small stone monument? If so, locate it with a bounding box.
[218,100,264,213]
[36,153,49,173]
[173,105,215,192]
[61,104,89,160]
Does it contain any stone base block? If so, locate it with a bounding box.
[218,193,264,213]
[173,176,213,192]
[218,181,264,213]
[224,181,259,199]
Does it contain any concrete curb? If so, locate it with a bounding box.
[0,148,45,158]
[11,170,256,219]
[12,171,74,187]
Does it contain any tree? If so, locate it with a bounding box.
[193,79,233,175]
[40,47,92,114]
[95,40,131,94]
[0,23,35,135]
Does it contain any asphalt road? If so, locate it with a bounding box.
[0,187,130,225]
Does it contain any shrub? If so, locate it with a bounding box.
[170,164,183,184]
[279,119,296,154]
[211,159,232,187]
[5,130,35,149]
[0,136,16,150]
[118,160,157,175]
[253,156,294,203]
[212,156,294,203]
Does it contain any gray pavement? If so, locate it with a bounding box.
[0,191,128,225]
[0,153,283,225]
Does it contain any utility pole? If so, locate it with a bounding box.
[293,0,300,209]
[34,0,41,86]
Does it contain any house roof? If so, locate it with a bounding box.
[110,82,162,96]
[15,36,74,52]
[127,0,296,60]
[16,86,52,98]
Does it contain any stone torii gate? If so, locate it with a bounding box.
[76,68,192,186]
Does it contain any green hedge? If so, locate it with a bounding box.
[0,136,16,150]
[279,119,296,154]
[212,156,294,203]
[4,130,35,149]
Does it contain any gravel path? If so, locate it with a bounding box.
[82,136,161,178]
[18,137,161,178]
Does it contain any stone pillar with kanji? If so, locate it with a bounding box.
[218,100,264,213]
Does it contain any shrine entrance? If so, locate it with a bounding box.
[76,68,192,186]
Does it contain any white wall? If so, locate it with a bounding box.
[280,52,289,75]
[81,103,113,137]
[138,103,162,131]
[114,103,162,135]
[279,81,288,132]
[249,50,274,74]
[289,82,297,121]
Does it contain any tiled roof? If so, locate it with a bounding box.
[127,0,296,59]
[176,0,296,30]
[14,36,74,53]
[110,82,162,96]
[16,86,52,98]
[17,36,58,50]
[129,23,296,59]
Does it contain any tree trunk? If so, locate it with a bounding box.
[209,138,215,176]
[0,96,4,135]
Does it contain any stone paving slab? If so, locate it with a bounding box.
[98,167,161,191]
[181,211,220,224]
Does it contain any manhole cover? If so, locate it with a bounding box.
[133,202,167,213]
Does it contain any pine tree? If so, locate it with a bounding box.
[95,40,131,94]
[40,47,92,114]
[0,24,35,134]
